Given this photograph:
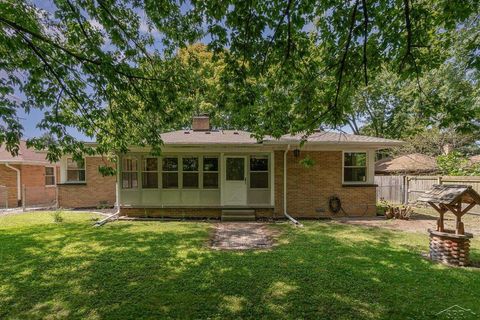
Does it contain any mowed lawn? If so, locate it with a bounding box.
[1,213,480,319]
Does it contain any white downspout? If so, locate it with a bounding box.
[5,163,21,204]
[283,145,302,226]
[94,155,120,227]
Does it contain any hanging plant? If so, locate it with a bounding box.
[299,155,315,168]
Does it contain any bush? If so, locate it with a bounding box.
[51,211,64,223]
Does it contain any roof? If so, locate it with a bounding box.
[469,155,480,164]
[160,130,262,145]
[0,141,57,165]
[264,131,403,147]
[159,129,404,147]
[417,184,480,205]
[375,153,438,174]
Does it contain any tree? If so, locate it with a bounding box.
[0,0,478,160]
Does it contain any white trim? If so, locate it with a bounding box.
[342,150,373,185]
[45,165,56,187]
[270,151,275,206]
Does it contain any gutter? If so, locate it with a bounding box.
[5,163,21,204]
[283,145,302,226]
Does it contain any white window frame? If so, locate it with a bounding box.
[122,157,139,189]
[45,166,56,187]
[202,156,219,189]
[162,156,179,189]
[66,157,86,183]
[142,157,159,189]
[342,151,368,184]
[182,156,200,189]
[249,155,269,189]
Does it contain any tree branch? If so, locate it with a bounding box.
[361,0,368,86]
[333,0,359,111]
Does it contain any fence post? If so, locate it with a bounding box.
[55,186,59,209]
[404,176,409,204]
[22,184,26,212]
[438,176,443,185]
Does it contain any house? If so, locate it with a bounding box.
[57,116,402,218]
[375,153,439,175]
[0,141,59,208]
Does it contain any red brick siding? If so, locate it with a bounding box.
[20,165,57,207]
[0,164,19,207]
[274,150,376,217]
[58,157,116,208]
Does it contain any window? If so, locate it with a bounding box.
[250,156,268,188]
[182,157,199,188]
[203,157,219,188]
[122,157,138,189]
[142,158,158,188]
[66,158,85,182]
[45,167,55,186]
[344,152,367,183]
[162,157,178,188]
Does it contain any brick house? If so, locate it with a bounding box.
[0,141,59,208]
[58,116,402,219]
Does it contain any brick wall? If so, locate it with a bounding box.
[121,207,274,219]
[0,164,19,207]
[21,165,57,207]
[58,157,116,208]
[274,150,376,217]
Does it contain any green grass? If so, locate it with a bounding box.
[1,212,480,319]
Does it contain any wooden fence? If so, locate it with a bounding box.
[375,175,480,213]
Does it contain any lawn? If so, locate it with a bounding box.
[1,212,479,319]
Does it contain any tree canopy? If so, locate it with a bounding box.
[0,0,478,160]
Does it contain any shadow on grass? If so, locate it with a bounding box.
[0,219,479,319]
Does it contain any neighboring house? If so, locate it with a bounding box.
[58,116,402,218]
[57,156,116,208]
[375,153,439,175]
[0,141,59,208]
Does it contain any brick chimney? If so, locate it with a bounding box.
[192,115,210,131]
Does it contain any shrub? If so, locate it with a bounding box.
[51,211,64,223]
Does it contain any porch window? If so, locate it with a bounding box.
[250,156,268,188]
[162,157,178,188]
[203,157,218,188]
[182,157,199,188]
[343,152,367,183]
[122,157,138,188]
[142,157,158,188]
[66,158,85,182]
[45,167,55,186]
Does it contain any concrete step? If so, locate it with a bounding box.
[221,214,256,222]
[221,209,256,221]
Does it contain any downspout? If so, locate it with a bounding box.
[5,163,21,205]
[94,155,120,227]
[283,145,302,226]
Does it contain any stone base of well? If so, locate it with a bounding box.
[428,229,473,267]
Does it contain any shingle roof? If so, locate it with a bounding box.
[0,141,56,165]
[160,130,262,145]
[264,131,403,146]
[375,153,438,174]
[417,184,480,205]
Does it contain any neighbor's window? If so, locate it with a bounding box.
[344,152,367,183]
[142,157,158,188]
[122,157,138,189]
[45,167,55,186]
[250,156,269,188]
[66,158,85,182]
[162,157,178,188]
[203,157,219,188]
[182,157,199,188]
